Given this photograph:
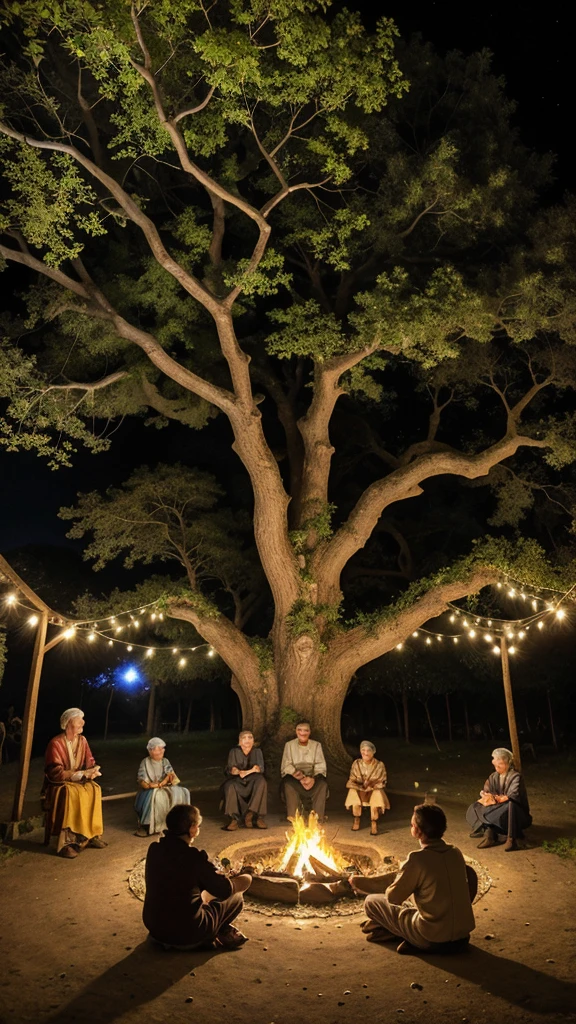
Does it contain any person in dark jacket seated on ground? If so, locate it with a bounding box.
[466,747,532,852]
[143,803,252,950]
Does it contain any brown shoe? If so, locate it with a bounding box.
[351,817,361,831]
[244,812,254,828]
[134,826,149,837]
[255,817,267,829]
[225,818,239,831]
[477,828,497,849]
[59,845,78,859]
[214,926,249,950]
[504,837,519,852]
[88,836,108,849]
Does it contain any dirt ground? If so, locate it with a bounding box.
[1,736,575,1024]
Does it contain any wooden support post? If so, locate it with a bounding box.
[10,611,49,823]
[500,636,522,773]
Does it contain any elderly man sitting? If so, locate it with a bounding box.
[280,720,328,821]
[353,804,475,954]
[43,708,107,859]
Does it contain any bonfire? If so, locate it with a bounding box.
[275,811,348,880]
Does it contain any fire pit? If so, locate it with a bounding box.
[217,811,399,916]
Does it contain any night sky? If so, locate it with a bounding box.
[0,1,569,554]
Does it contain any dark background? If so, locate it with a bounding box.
[0,1,572,750]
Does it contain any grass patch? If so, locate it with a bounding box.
[542,837,576,862]
[0,844,21,866]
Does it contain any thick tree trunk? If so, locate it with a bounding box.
[146,682,156,737]
[445,692,453,743]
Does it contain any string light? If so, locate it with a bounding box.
[127,645,133,652]
[88,632,96,642]
[28,614,39,626]
[396,643,403,650]
[146,648,154,658]
[5,593,16,604]
[508,646,516,655]
[178,658,187,667]
[556,609,566,620]
[468,629,476,638]
[63,627,76,639]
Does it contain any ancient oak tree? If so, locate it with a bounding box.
[1,2,575,760]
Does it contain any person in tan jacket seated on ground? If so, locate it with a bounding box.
[352,803,476,955]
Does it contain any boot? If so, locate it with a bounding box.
[224,817,239,831]
[352,817,361,831]
[244,811,254,828]
[504,837,519,852]
[477,827,497,849]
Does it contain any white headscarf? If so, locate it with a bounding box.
[360,740,376,753]
[60,708,84,730]
[147,736,166,752]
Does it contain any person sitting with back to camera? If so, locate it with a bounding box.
[143,803,252,950]
[352,803,476,955]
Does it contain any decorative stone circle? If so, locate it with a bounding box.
[128,839,492,920]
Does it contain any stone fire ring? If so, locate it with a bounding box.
[128,838,491,920]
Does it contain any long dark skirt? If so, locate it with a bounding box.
[466,800,532,839]
[222,774,267,818]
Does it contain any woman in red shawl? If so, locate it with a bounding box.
[44,708,107,858]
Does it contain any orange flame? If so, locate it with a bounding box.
[275,811,347,878]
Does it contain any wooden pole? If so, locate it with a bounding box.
[10,612,49,822]
[500,636,522,772]
[103,685,114,740]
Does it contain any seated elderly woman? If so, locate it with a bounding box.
[43,708,107,859]
[134,737,191,837]
[222,730,267,831]
[466,747,532,852]
[345,740,390,835]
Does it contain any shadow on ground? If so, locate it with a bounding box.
[47,941,220,1024]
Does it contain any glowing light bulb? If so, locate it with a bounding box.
[412,631,418,637]
[532,600,538,611]
[496,582,502,589]
[28,614,39,626]
[518,630,525,639]
[506,631,514,640]
[436,635,442,642]
[5,594,16,604]
[468,629,476,638]
[492,646,501,655]
[449,614,455,623]
[463,619,468,627]
[487,619,492,626]
[172,648,179,655]
[396,643,403,650]
[108,640,113,647]
[208,648,215,657]
[509,646,516,655]
[452,637,459,644]
[484,634,492,643]
[115,626,122,634]
[110,617,116,624]
[178,658,187,667]
[556,608,566,620]
[151,613,157,621]
[140,608,146,614]
[133,620,139,628]
[537,621,544,630]
[159,613,164,621]
[425,637,432,645]
[88,632,96,642]
[63,627,76,639]
[146,648,154,657]
[127,645,133,652]
[520,593,526,600]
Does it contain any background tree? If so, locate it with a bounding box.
[1,1,575,763]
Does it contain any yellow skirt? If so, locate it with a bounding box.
[50,781,103,840]
[345,788,391,812]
